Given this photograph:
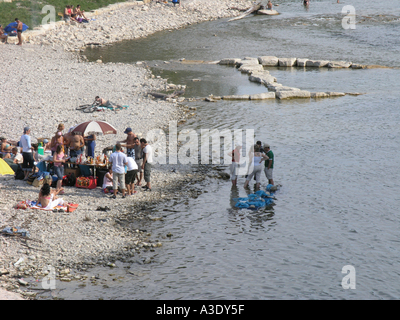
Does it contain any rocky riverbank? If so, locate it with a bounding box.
[6,0,251,51]
[0,0,253,299]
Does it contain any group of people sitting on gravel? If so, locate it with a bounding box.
[63,4,89,23]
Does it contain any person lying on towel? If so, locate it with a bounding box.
[94,96,118,110]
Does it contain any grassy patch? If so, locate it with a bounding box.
[0,0,130,29]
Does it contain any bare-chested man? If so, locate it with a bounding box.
[119,128,137,158]
[13,18,23,46]
[94,96,119,110]
[63,130,73,156]
[68,132,84,158]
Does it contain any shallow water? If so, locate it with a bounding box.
[47,0,400,299]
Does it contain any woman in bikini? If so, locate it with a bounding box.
[37,183,67,210]
[64,5,71,22]
[1,138,12,158]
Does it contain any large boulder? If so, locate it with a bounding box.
[306,60,330,67]
[249,73,277,85]
[236,58,260,67]
[278,58,297,67]
[238,64,264,74]
[296,58,309,67]
[276,90,311,99]
[242,57,259,61]
[218,58,242,65]
[258,56,279,66]
[268,85,300,92]
[222,95,250,100]
[327,61,352,68]
[249,92,276,100]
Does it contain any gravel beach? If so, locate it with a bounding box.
[0,0,251,299]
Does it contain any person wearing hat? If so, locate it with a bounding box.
[20,127,34,180]
[119,128,137,159]
[263,143,274,185]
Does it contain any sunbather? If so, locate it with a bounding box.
[0,25,8,44]
[64,5,71,22]
[0,137,12,158]
[37,183,68,210]
[74,5,89,21]
[94,96,119,110]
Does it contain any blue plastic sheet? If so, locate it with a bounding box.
[4,22,29,33]
[234,187,275,210]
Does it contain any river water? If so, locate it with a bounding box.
[47,0,400,299]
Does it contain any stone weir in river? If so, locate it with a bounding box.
[210,56,369,101]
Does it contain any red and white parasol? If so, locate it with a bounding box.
[70,121,117,136]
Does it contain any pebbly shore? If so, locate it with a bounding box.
[0,0,252,299]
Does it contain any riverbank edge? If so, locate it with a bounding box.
[0,0,252,301]
[5,0,250,50]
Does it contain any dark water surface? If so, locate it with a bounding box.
[46,0,400,299]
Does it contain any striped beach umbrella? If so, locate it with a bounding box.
[70,121,117,136]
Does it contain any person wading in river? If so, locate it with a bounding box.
[263,144,274,186]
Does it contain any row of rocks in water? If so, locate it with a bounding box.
[219,56,368,69]
[214,56,364,100]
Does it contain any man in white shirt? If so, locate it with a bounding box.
[20,127,34,180]
[109,143,128,199]
[125,156,138,196]
[140,138,153,192]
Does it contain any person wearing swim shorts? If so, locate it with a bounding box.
[13,18,23,45]
[119,127,137,159]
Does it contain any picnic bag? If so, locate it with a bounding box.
[75,176,97,189]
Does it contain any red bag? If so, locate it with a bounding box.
[75,176,97,189]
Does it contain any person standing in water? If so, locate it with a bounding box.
[263,144,274,186]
